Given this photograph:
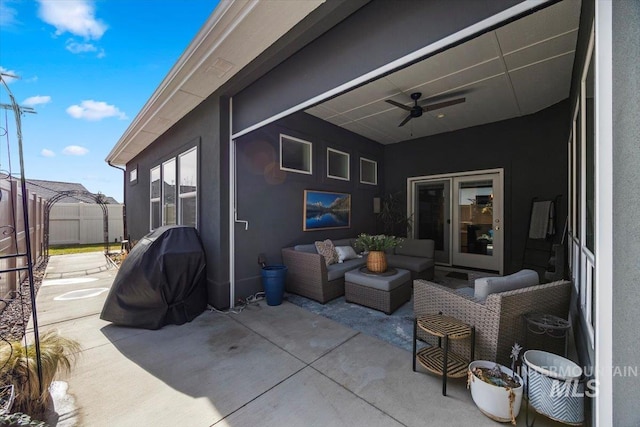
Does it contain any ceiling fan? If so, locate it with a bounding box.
[385,92,466,127]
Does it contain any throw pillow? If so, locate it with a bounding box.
[335,245,358,263]
[315,239,338,266]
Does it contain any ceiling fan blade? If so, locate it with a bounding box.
[398,114,412,127]
[423,97,466,112]
[385,99,412,111]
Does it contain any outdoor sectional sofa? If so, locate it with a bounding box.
[281,238,435,303]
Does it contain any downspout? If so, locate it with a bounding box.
[108,161,128,242]
[229,97,250,309]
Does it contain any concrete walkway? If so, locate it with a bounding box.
[31,253,563,427]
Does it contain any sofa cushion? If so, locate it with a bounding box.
[294,243,318,254]
[474,269,539,301]
[395,239,434,258]
[386,254,433,272]
[315,239,338,266]
[327,258,366,281]
[335,245,359,263]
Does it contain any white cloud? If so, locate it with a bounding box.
[62,145,89,156]
[66,100,127,121]
[0,66,19,83]
[37,0,107,39]
[0,1,19,28]
[23,95,52,107]
[65,39,97,54]
[41,148,55,157]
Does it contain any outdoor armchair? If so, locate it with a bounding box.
[413,279,572,366]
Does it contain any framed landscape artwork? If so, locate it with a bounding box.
[303,190,351,231]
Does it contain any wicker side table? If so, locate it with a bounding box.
[413,313,475,396]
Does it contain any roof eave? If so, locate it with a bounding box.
[106,0,325,166]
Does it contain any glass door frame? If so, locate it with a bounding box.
[407,168,504,274]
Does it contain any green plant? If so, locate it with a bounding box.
[378,192,412,236]
[0,412,48,427]
[0,330,80,416]
[354,233,403,252]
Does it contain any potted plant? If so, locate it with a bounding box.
[467,344,523,425]
[354,233,403,273]
[0,330,80,418]
[378,192,413,236]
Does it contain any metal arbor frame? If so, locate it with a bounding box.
[43,191,109,256]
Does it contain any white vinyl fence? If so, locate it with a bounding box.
[49,203,124,245]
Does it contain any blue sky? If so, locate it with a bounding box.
[0,0,218,202]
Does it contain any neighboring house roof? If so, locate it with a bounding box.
[105,0,324,166]
[24,179,119,204]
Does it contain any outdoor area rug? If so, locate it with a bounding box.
[285,293,418,352]
[285,270,471,353]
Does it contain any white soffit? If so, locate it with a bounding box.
[305,0,581,144]
[107,0,325,166]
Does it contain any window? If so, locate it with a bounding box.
[327,148,349,180]
[162,159,177,226]
[150,166,161,230]
[280,134,312,174]
[360,157,377,185]
[179,148,197,227]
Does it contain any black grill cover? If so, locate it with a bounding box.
[100,225,208,329]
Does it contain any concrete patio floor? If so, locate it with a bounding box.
[30,252,565,427]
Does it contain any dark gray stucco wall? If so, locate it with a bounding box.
[233,0,525,134]
[234,112,383,298]
[126,95,230,308]
[612,2,640,425]
[384,101,570,275]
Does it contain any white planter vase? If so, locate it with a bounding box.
[468,360,523,424]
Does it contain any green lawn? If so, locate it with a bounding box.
[49,243,121,255]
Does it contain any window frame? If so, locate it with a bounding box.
[326,147,350,181]
[279,134,313,175]
[359,157,378,185]
[178,147,198,228]
[149,166,161,231]
[162,158,177,226]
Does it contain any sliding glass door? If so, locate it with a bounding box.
[410,169,503,273]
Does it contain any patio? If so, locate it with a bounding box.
[24,252,569,426]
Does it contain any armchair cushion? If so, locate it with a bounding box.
[474,269,539,301]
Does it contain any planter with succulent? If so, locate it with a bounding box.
[354,233,403,273]
[0,330,80,419]
[467,344,524,425]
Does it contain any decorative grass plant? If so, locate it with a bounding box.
[0,330,80,416]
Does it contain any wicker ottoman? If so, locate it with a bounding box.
[344,268,411,314]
